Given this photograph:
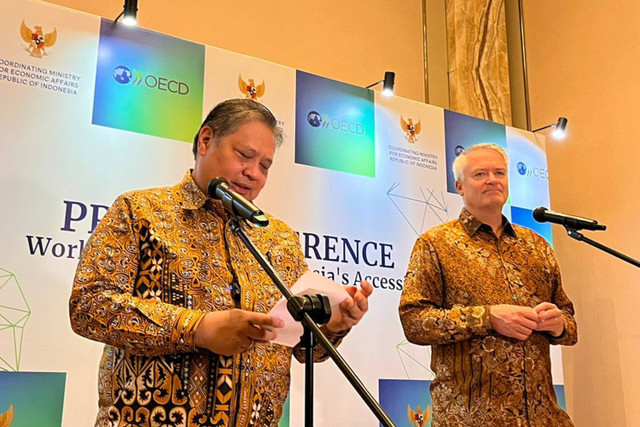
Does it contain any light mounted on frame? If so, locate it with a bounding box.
[366,71,395,97]
[115,0,138,26]
[532,117,568,140]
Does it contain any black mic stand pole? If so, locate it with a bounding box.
[565,227,640,268]
[228,218,396,427]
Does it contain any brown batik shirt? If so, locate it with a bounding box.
[399,208,577,427]
[69,172,346,427]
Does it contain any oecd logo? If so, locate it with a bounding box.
[113,65,132,84]
[307,111,322,128]
[455,145,465,156]
[306,110,365,135]
[517,161,527,175]
[516,161,548,179]
[112,65,189,95]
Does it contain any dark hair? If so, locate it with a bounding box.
[193,99,283,159]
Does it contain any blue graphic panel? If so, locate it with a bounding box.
[379,379,432,427]
[511,205,554,245]
[444,110,506,193]
[278,396,290,427]
[507,128,551,210]
[295,71,375,177]
[554,384,567,410]
[92,19,205,142]
[0,372,66,426]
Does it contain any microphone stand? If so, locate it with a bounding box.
[565,227,640,268]
[228,218,396,427]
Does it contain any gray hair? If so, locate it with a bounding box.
[452,143,509,181]
[193,99,283,159]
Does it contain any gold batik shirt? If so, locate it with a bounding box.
[70,172,345,427]
[399,208,577,427]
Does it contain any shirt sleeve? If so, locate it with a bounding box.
[68,194,208,356]
[544,241,578,346]
[399,234,492,346]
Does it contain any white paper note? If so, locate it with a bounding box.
[268,271,351,347]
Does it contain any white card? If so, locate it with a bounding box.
[268,271,351,347]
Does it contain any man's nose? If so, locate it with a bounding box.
[243,161,261,180]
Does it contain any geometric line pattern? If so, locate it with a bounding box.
[387,182,449,236]
[395,339,434,380]
[0,267,31,371]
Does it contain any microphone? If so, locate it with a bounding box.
[533,207,606,231]
[207,178,269,227]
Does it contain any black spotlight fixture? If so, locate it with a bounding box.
[532,117,568,140]
[115,0,138,26]
[366,71,395,97]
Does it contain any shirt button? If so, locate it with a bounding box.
[512,295,518,302]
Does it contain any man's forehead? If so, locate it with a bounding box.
[465,149,506,168]
[234,131,276,162]
[225,122,275,143]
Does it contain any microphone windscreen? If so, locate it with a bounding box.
[532,207,547,222]
[208,177,229,199]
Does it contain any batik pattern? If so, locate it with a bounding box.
[399,208,577,427]
[70,172,345,427]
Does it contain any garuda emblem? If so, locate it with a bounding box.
[407,404,431,427]
[401,115,421,143]
[20,20,57,58]
[238,75,265,100]
[0,404,13,427]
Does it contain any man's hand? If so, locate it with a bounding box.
[195,309,284,355]
[489,304,539,341]
[533,302,565,337]
[326,281,373,333]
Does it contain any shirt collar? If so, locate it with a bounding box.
[459,207,517,238]
[177,171,231,218]
[176,170,208,210]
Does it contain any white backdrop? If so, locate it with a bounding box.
[0,1,563,426]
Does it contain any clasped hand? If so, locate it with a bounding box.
[489,302,564,341]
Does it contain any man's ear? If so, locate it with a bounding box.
[455,180,464,197]
[196,126,213,157]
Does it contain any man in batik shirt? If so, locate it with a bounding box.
[70,99,372,427]
[399,143,577,426]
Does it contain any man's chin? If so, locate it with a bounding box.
[485,192,506,200]
[481,199,507,210]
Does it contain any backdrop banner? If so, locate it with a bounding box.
[0,1,563,425]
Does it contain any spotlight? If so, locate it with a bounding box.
[115,0,138,26]
[366,71,395,97]
[532,117,568,140]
